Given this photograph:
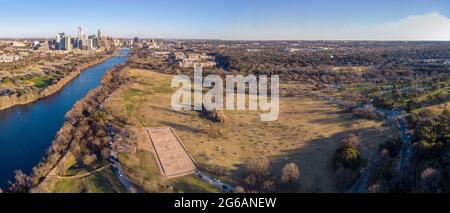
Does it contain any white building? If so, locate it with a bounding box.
[0,55,22,63]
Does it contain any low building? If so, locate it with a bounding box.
[0,55,22,63]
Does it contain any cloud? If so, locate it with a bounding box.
[227,12,450,41]
[334,12,450,40]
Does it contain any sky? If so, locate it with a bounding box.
[1,0,450,40]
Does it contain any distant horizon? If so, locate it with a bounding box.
[1,0,450,40]
[2,37,450,42]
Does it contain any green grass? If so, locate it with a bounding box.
[172,176,223,193]
[30,76,53,88]
[52,168,126,193]
[118,150,222,193]
[152,82,173,94]
[119,150,161,179]
[119,150,168,192]
[415,88,450,102]
[122,89,139,118]
[58,153,104,177]
[52,178,82,193]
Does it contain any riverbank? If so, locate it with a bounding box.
[29,64,128,193]
[0,54,113,111]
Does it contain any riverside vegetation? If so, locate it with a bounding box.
[0,51,113,110]
[5,40,450,193]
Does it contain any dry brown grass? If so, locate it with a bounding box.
[416,102,450,116]
[105,68,395,192]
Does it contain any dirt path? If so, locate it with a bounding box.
[55,165,111,179]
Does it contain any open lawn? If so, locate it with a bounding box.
[52,167,126,193]
[34,152,127,193]
[415,101,450,116]
[104,68,395,192]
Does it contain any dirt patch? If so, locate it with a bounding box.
[146,127,197,179]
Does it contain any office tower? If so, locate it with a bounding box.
[77,26,82,39]
[81,34,88,50]
[55,34,61,50]
[77,39,83,49]
[134,37,139,43]
[64,35,72,51]
[88,38,94,49]
[98,29,102,38]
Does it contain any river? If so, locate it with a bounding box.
[0,48,130,188]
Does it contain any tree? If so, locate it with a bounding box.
[341,134,360,148]
[281,163,300,184]
[334,143,361,170]
[420,168,442,193]
[244,157,271,187]
[83,154,98,166]
[233,186,246,193]
[9,170,31,193]
[246,157,271,178]
[262,180,276,192]
[379,137,403,158]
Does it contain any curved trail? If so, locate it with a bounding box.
[56,165,110,179]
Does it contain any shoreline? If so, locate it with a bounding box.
[0,53,113,111]
[30,64,127,193]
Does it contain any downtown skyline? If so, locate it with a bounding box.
[1,0,450,40]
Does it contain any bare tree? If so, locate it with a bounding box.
[83,154,98,166]
[244,157,271,187]
[420,167,442,193]
[9,170,31,193]
[282,163,300,184]
[233,186,246,193]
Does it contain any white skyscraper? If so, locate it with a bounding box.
[77,26,82,39]
[56,34,61,43]
[64,35,72,51]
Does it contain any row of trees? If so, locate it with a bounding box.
[0,53,109,98]
[369,109,450,192]
[237,157,300,193]
[7,64,126,193]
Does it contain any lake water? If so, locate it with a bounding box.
[0,49,129,188]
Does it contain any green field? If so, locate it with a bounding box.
[53,168,126,193]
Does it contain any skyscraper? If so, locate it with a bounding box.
[55,34,61,50]
[64,35,72,51]
[98,29,102,38]
[77,26,82,39]
[56,32,65,50]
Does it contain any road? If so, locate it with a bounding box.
[106,121,140,193]
[395,117,413,173]
[193,170,235,193]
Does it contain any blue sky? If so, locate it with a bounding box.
[1,0,450,40]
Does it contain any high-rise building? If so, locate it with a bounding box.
[64,35,72,51]
[98,29,102,38]
[55,34,61,50]
[77,26,82,39]
[134,37,139,43]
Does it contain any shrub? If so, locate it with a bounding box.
[83,153,98,167]
[333,141,361,170]
[233,186,246,193]
[281,163,300,184]
[243,157,271,188]
[379,138,403,158]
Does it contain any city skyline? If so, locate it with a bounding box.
[0,0,450,40]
